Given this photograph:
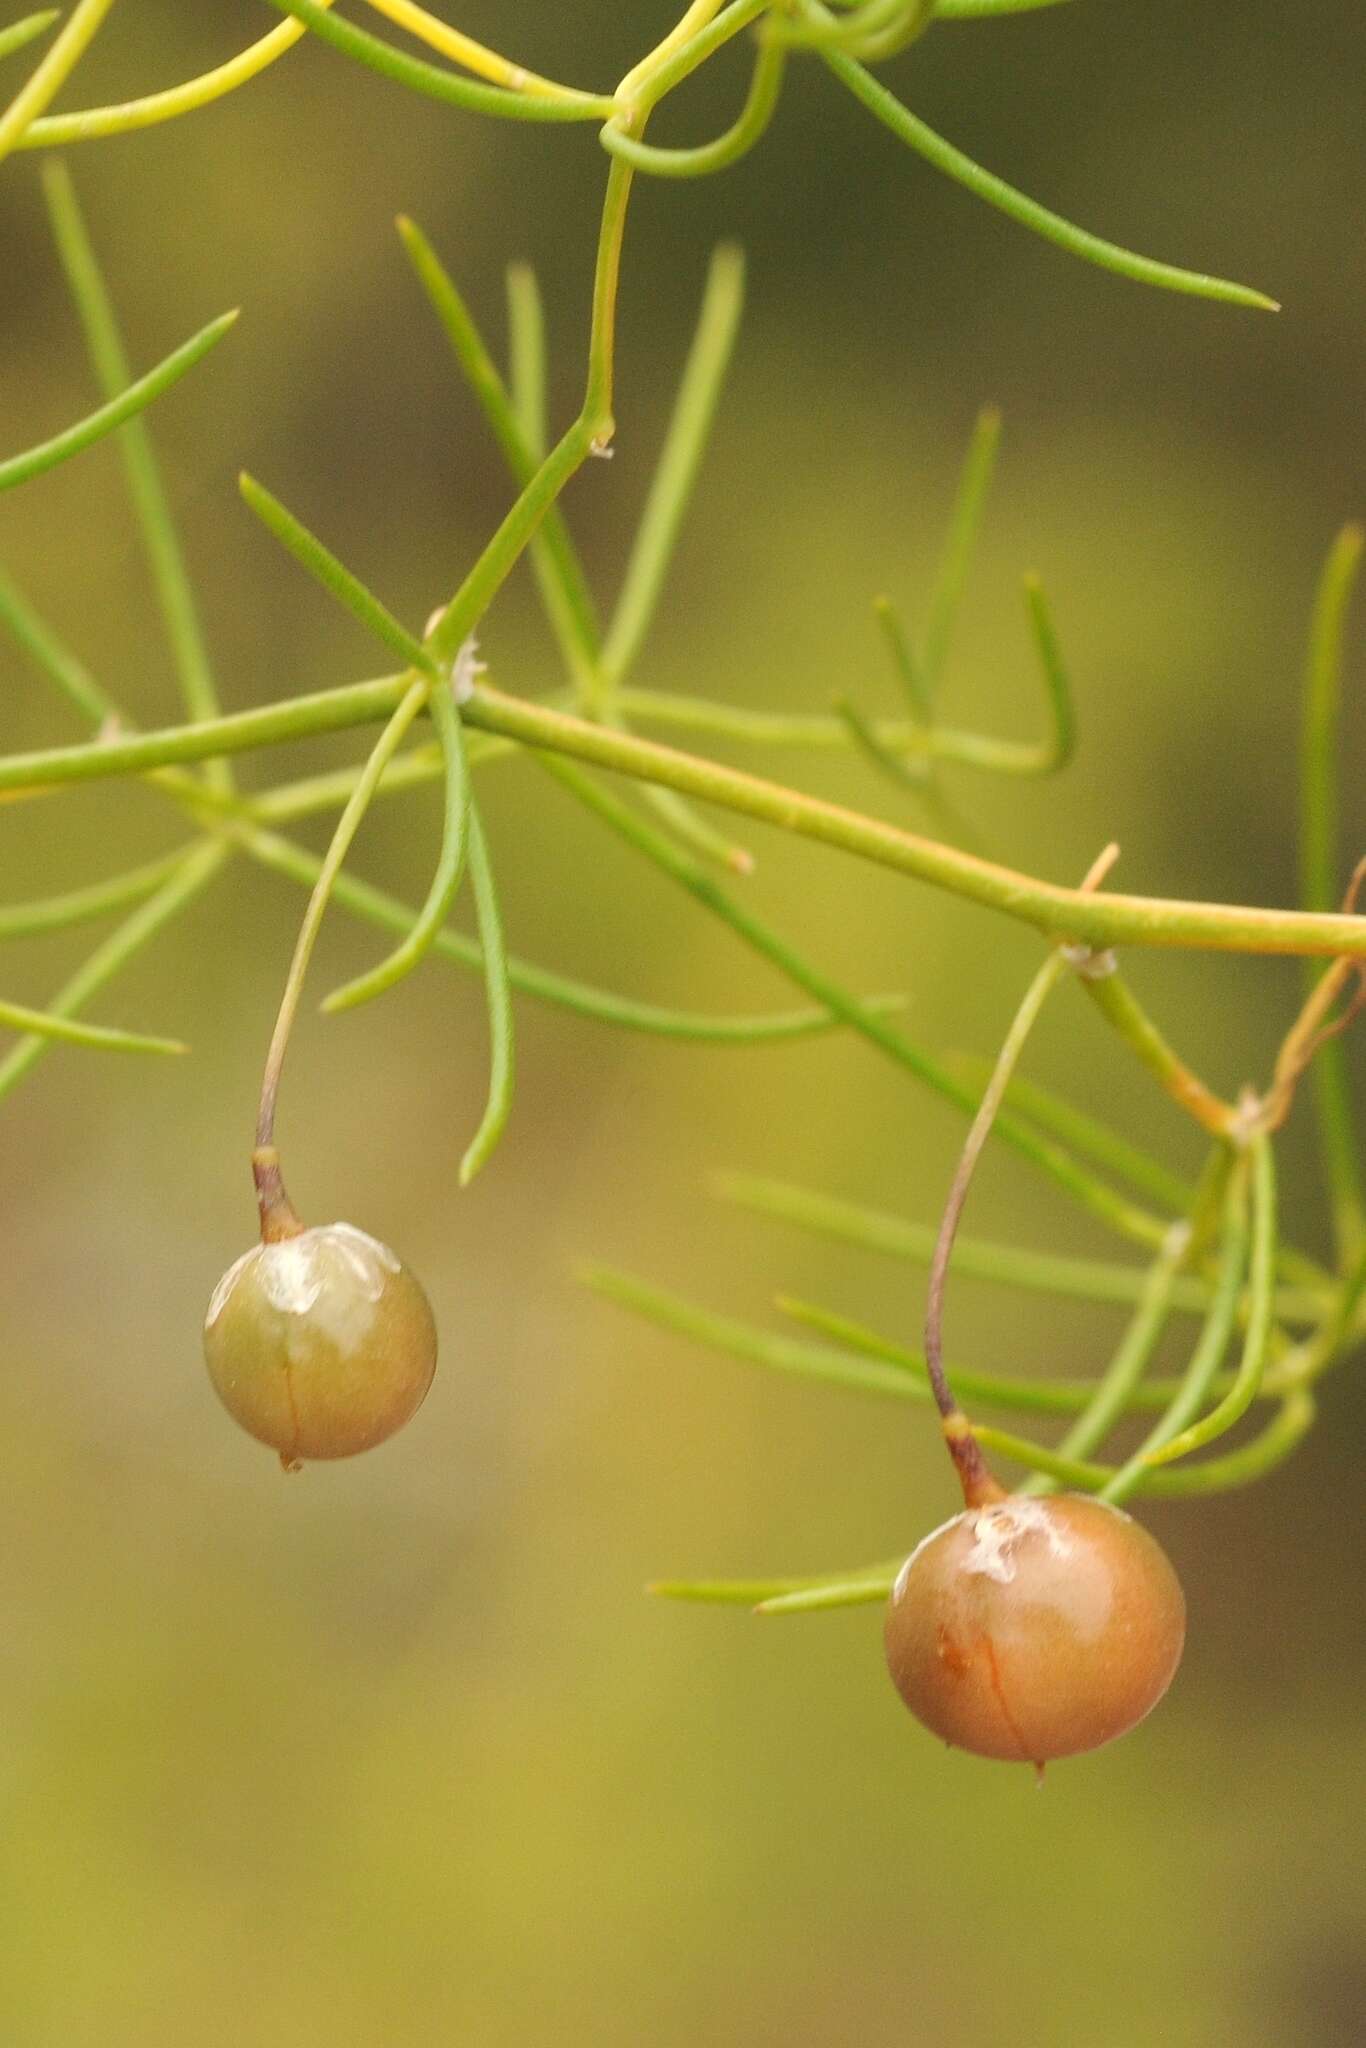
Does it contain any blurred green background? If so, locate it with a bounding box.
[2,4,1364,2043]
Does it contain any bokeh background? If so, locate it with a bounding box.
[2,3,1364,2042]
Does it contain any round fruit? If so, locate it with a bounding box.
[204,1221,437,1466]
[884,1492,1185,1766]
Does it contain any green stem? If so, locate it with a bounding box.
[921,942,1073,1499]
[264,0,615,119]
[601,28,784,178]
[424,158,634,669]
[1299,522,1365,1265]
[397,217,600,690]
[18,13,325,146]
[8,673,1366,959]
[1080,967,1237,1136]
[0,0,115,164]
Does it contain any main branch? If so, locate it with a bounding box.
[3,673,1363,959]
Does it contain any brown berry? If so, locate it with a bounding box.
[203,1222,437,1467]
[884,1492,1185,1767]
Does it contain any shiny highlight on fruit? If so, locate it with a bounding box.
[204,1221,437,1468]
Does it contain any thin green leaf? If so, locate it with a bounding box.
[238,471,429,672]
[1299,522,1365,1264]
[216,811,910,1044]
[459,805,514,1184]
[975,1388,1313,1496]
[779,1293,1131,1414]
[506,261,547,458]
[0,842,225,1105]
[580,1262,930,1401]
[872,595,933,722]
[941,1052,1195,1214]
[755,1578,897,1613]
[0,12,59,66]
[921,404,1000,688]
[603,242,747,686]
[650,1561,902,1610]
[0,565,117,725]
[833,694,929,792]
[235,468,428,663]
[0,310,238,493]
[397,214,600,689]
[322,686,470,1013]
[1100,1158,1250,1501]
[1145,1135,1277,1464]
[536,754,1172,1251]
[419,222,753,872]
[602,245,765,872]
[0,995,186,1055]
[714,1169,1323,1321]
[950,1047,1330,1307]
[0,848,196,938]
[1019,1213,1193,1495]
[833,693,985,849]
[934,0,1074,17]
[610,684,1081,775]
[776,1289,1275,1417]
[821,43,1279,310]
[1020,574,1076,769]
[264,0,615,120]
[41,161,229,786]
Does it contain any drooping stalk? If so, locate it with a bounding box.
[921,846,1118,1503]
[252,683,428,1238]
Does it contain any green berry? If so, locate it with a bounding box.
[204,1222,437,1467]
[884,1492,1185,1767]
